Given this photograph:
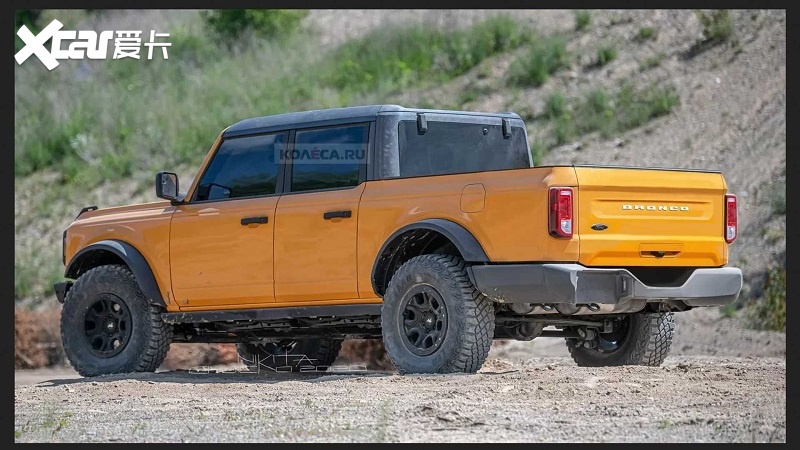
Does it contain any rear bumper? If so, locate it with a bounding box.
[468,264,742,307]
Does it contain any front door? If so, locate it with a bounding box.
[170,131,287,309]
[273,123,368,302]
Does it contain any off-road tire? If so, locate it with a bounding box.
[236,339,343,373]
[381,254,494,374]
[566,312,675,367]
[61,264,172,377]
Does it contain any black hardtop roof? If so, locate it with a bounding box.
[223,104,523,138]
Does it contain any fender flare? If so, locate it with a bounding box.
[65,239,166,308]
[371,218,489,295]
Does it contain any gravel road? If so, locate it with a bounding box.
[14,355,785,443]
[15,310,786,443]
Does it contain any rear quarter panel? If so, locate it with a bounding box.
[357,166,579,298]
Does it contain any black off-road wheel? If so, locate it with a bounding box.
[566,312,675,367]
[236,339,343,373]
[381,254,495,374]
[60,264,172,377]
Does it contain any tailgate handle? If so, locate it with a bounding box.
[641,250,681,258]
[639,243,682,258]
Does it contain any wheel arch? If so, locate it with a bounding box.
[371,219,489,296]
[65,239,166,308]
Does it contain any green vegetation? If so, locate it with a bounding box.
[201,9,308,40]
[747,265,786,331]
[574,11,591,31]
[508,37,569,87]
[328,15,530,93]
[544,84,679,145]
[530,140,545,166]
[544,92,567,119]
[719,302,737,318]
[640,53,665,71]
[596,45,617,66]
[771,181,786,215]
[696,10,733,44]
[15,10,42,52]
[637,27,658,41]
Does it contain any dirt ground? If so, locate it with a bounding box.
[14,308,785,443]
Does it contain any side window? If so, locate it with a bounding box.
[289,124,367,192]
[396,120,530,178]
[195,132,286,202]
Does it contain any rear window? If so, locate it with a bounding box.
[396,120,530,178]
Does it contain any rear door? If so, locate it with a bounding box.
[273,123,369,302]
[574,166,727,267]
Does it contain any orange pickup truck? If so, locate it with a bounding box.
[55,105,742,376]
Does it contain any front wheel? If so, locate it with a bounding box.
[566,312,675,367]
[381,254,495,374]
[60,264,172,377]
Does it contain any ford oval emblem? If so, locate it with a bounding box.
[591,223,608,231]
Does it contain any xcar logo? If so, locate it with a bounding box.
[15,20,171,71]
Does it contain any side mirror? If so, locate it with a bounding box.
[155,171,179,201]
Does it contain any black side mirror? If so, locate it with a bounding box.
[155,171,179,201]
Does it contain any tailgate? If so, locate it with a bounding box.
[574,166,727,267]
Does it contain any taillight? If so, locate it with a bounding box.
[549,187,574,238]
[724,194,737,243]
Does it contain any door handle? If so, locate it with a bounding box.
[323,210,352,220]
[241,216,268,225]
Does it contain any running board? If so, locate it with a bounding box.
[161,304,383,324]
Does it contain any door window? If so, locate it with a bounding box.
[289,124,367,192]
[194,132,287,201]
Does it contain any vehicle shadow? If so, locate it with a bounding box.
[34,367,518,386]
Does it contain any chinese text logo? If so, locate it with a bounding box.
[15,19,171,71]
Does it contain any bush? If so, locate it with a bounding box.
[202,9,308,40]
[328,15,530,92]
[640,53,665,71]
[15,10,41,52]
[544,92,566,119]
[530,140,545,165]
[574,11,591,31]
[637,27,657,41]
[748,266,786,331]
[508,37,569,87]
[696,10,733,43]
[547,84,679,144]
[596,45,617,66]
[771,181,786,215]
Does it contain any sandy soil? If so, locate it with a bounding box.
[14,309,785,443]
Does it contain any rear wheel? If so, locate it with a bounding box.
[60,264,172,377]
[381,254,494,374]
[236,339,342,373]
[566,312,675,367]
